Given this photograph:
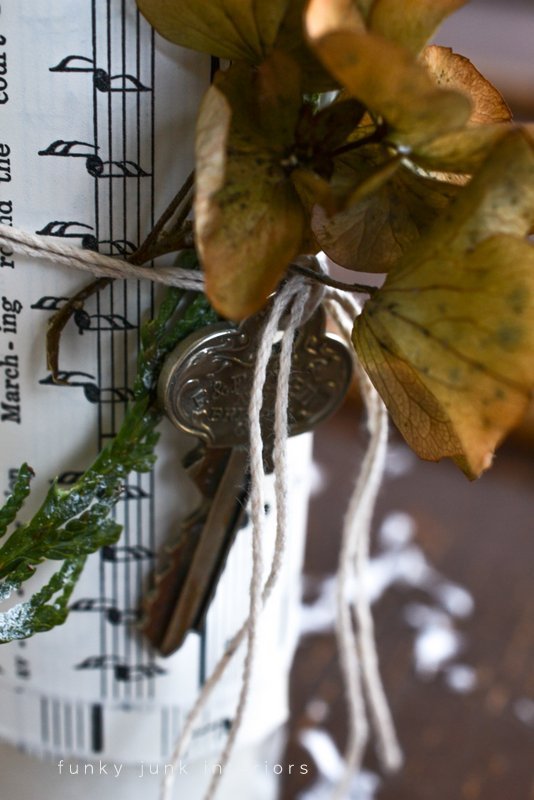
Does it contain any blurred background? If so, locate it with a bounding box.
[281,2,534,798]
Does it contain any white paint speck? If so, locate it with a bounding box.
[415,625,463,676]
[384,445,416,478]
[299,510,476,689]
[378,512,415,549]
[298,729,381,800]
[432,583,474,619]
[309,461,328,496]
[445,665,478,694]
[306,699,330,724]
[514,698,534,727]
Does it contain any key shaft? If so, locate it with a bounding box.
[143,447,249,655]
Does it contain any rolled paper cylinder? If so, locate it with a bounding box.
[0,2,312,795]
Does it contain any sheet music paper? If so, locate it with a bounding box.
[0,0,311,763]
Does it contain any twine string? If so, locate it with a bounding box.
[0,223,205,291]
[2,221,402,799]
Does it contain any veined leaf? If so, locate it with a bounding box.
[312,156,457,272]
[307,27,471,147]
[410,46,513,174]
[369,0,467,55]
[137,0,289,62]
[195,58,307,319]
[411,124,514,175]
[421,46,511,125]
[305,0,366,39]
[353,131,534,477]
[272,0,340,91]
[137,0,334,91]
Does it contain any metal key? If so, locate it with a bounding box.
[142,303,353,656]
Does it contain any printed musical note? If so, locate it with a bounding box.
[70,598,141,627]
[71,597,116,613]
[50,54,151,92]
[73,309,136,334]
[38,142,149,181]
[93,68,150,94]
[39,371,134,405]
[120,484,150,501]
[36,221,98,251]
[102,544,154,563]
[99,239,137,257]
[75,655,166,682]
[31,296,70,312]
[38,139,98,159]
[85,155,150,179]
[49,54,96,73]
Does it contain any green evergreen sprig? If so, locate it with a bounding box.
[0,272,218,643]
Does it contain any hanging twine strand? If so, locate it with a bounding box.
[160,276,313,800]
[0,223,205,291]
[4,222,402,798]
[325,290,403,792]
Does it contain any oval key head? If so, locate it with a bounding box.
[158,304,353,448]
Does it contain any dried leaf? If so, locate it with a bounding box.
[137,0,334,91]
[195,61,306,319]
[421,46,511,125]
[307,27,471,147]
[274,0,341,91]
[369,0,467,55]
[352,131,534,477]
[305,0,365,39]
[312,158,457,272]
[412,124,512,175]
[295,98,365,156]
[409,46,513,174]
[137,0,289,62]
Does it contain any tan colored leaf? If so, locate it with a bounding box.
[421,46,511,125]
[305,0,365,39]
[307,29,471,147]
[194,65,306,320]
[291,168,334,214]
[412,123,512,174]
[137,0,280,61]
[408,46,513,174]
[352,131,534,477]
[415,129,534,253]
[256,50,303,146]
[369,0,467,55]
[355,0,375,19]
[274,0,341,91]
[312,159,457,272]
[354,236,534,478]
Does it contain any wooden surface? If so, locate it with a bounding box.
[281,402,534,800]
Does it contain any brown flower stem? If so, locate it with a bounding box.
[330,125,387,158]
[46,173,196,383]
[131,170,194,265]
[46,277,112,383]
